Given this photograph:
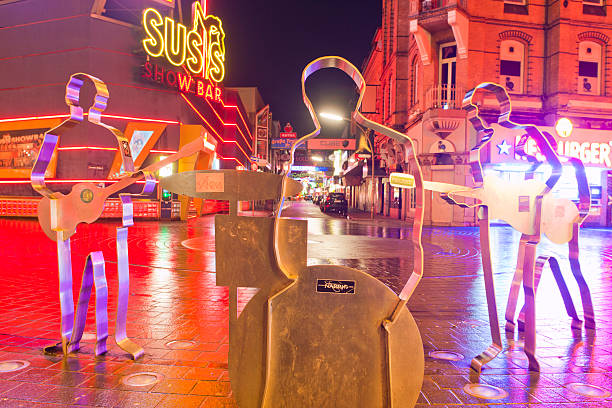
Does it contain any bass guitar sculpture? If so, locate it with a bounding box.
[161,56,427,407]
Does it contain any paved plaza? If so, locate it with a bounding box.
[0,201,611,407]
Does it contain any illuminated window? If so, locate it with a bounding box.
[499,39,525,94]
[578,41,602,95]
[583,0,603,5]
[504,0,526,4]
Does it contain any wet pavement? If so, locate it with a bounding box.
[0,200,611,407]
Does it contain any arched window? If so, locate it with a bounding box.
[578,41,602,95]
[410,56,420,107]
[499,39,525,94]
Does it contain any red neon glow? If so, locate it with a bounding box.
[180,94,253,163]
[179,66,252,142]
[150,149,178,154]
[0,179,159,185]
[58,146,117,151]
[0,113,179,124]
[0,114,68,123]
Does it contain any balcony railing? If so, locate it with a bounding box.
[411,0,466,16]
[425,85,465,110]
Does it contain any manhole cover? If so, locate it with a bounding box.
[429,350,464,361]
[165,340,196,350]
[463,383,509,400]
[121,372,162,387]
[0,360,30,373]
[567,383,611,398]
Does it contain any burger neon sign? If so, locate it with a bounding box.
[142,1,225,83]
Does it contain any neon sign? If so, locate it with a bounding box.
[142,2,225,82]
[514,135,612,168]
[142,61,223,103]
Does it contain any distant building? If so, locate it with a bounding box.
[353,0,612,226]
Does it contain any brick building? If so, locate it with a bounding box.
[351,0,612,226]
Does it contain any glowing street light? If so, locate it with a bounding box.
[319,112,345,122]
[555,117,573,138]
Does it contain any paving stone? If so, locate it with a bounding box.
[0,203,610,406]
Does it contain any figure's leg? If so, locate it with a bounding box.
[518,257,582,331]
[568,227,596,330]
[68,252,109,355]
[115,226,144,359]
[471,207,502,373]
[46,236,75,355]
[516,253,544,332]
[505,236,526,333]
[521,238,540,372]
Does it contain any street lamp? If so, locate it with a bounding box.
[319,112,345,122]
[319,111,376,219]
[555,117,573,138]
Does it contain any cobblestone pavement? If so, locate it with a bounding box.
[0,201,610,407]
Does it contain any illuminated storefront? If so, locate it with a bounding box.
[0,0,253,219]
[485,121,611,227]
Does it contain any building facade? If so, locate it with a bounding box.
[352,0,612,226]
[0,0,258,219]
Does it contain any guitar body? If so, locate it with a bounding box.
[231,265,423,408]
[446,175,578,244]
[38,183,108,241]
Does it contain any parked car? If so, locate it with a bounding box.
[321,193,347,216]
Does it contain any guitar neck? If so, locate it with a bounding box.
[102,137,206,199]
[423,181,481,200]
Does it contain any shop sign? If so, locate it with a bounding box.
[142,1,226,82]
[280,123,297,138]
[307,139,356,150]
[271,139,293,149]
[515,135,612,168]
[142,61,222,102]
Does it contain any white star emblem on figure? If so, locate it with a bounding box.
[497,140,511,155]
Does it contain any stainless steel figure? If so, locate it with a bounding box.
[30,73,205,359]
[392,82,595,372]
[162,56,426,407]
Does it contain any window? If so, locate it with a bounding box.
[499,39,525,94]
[410,56,420,107]
[578,41,602,95]
[583,0,603,5]
[439,42,457,107]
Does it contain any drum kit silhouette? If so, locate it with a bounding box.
[29,59,596,407]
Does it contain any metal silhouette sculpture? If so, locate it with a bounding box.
[31,73,206,359]
[161,56,426,407]
[391,82,595,372]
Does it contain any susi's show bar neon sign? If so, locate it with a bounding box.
[142,61,223,102]
[142,1,226,82]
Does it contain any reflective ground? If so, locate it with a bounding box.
[0,201,610,407]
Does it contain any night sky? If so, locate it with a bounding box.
[206,0,382,137]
